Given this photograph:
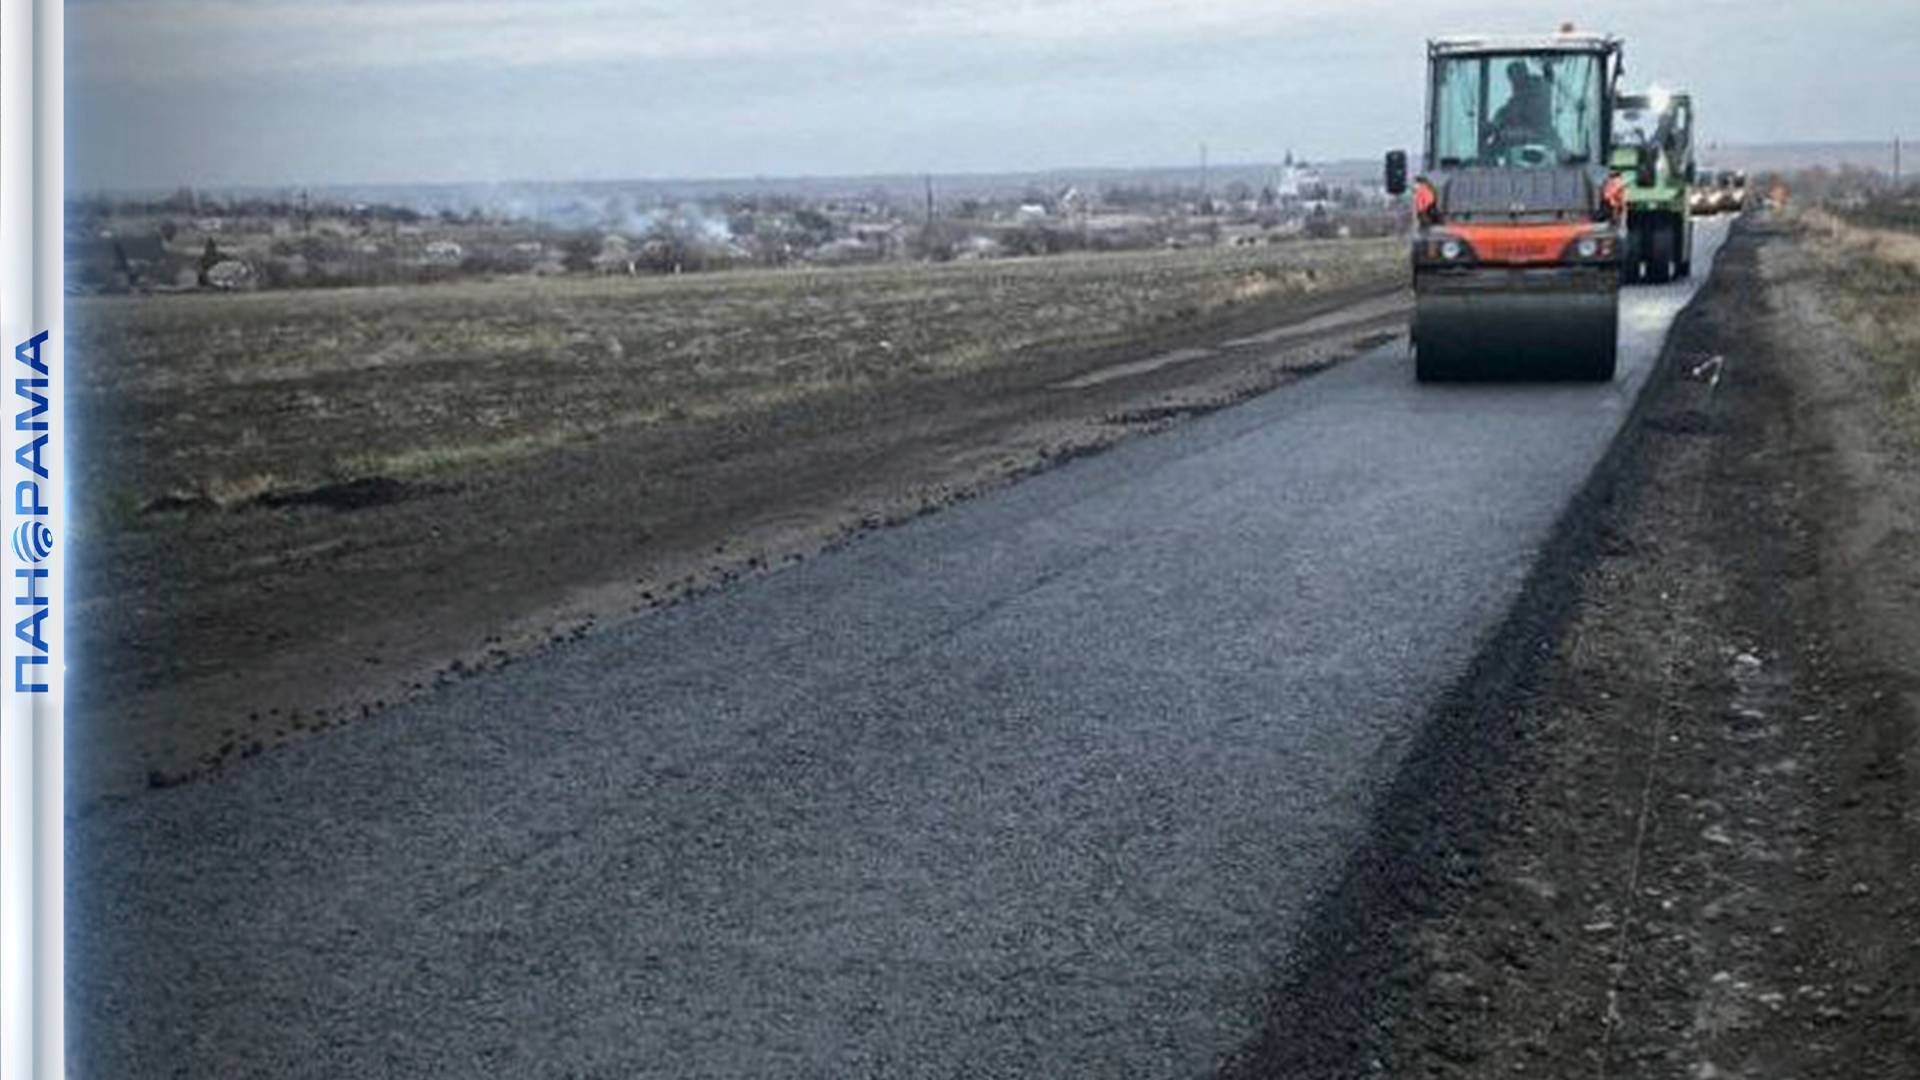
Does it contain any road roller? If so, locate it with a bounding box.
[1610,87,1695,283]
[1384,27,1631,381]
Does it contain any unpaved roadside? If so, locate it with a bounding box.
[1366,215,1920,1077]
[73,272,1407,811]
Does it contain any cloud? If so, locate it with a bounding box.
[76,0,1779,83]
[72,0,1429,80]
[66,0,1914,189]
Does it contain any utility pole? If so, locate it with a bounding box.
[924,174,934,227]
[1896,136,1903,188]
[1199,142,1209,212]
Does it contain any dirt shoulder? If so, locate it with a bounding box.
[1335,214,1920,1076]
[73,253,1406,811]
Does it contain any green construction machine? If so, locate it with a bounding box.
[1608,88,1695,283]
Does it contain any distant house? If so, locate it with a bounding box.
[810,237,882,266]
[423,239,465,266]
[954,234,1004,261]
[848,221,905,258]
[204,259,256,290]
[592,234,635,275]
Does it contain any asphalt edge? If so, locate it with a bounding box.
[1215,222,1748,1079]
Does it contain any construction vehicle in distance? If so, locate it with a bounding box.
[1721,169,1751,213]
[1609,88,1694,282]
[1690,168,1722,215]
[1384,26,1631,381]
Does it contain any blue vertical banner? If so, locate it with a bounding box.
[0,0,64,1077]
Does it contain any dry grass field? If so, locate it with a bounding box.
[1790,209,1920,440]
[73,239,1398,528]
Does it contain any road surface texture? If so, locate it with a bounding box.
[71,221,1727,1078]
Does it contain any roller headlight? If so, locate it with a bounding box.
[1439,239,1463,260]
[1575,237,1599,258]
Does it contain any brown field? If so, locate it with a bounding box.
[73,240,1397,524]
[72,238,1405,808]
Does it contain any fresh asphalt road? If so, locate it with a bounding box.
[71,220,1729,1078]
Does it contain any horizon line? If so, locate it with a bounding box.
[72,137,1906,199]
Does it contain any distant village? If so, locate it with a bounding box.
[67,157,1404,294]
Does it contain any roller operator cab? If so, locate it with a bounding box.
[1384,29,1628,381]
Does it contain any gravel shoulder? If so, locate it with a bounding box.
[1280,213,1920,1077]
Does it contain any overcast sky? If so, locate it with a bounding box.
[69,0,1919,190]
